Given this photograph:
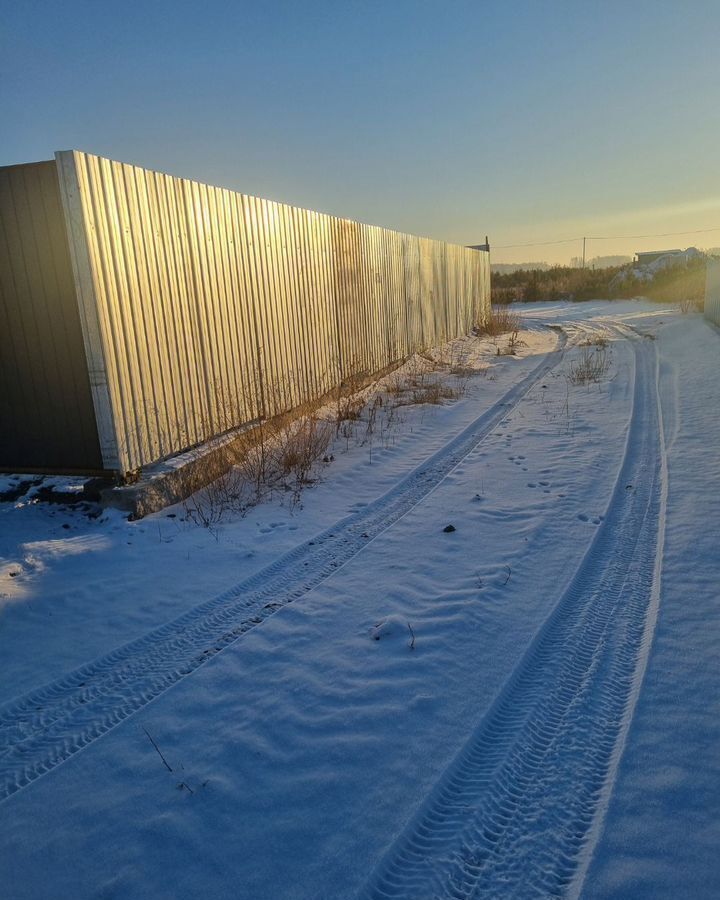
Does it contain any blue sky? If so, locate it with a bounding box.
[2,0,719,263]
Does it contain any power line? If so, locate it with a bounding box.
[494,237,582,249]
[588,226,720,240]
[495,224,720,250]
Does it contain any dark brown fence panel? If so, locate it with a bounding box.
[0,161,102,471]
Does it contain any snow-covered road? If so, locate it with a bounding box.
[1,301,718,899]
[365,328,666,899]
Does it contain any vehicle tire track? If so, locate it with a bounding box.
[0,334,565,803]
[361,334,664,899]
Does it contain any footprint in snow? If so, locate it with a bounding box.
[259,522,285,534]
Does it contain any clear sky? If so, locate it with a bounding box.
[2,0,719,264]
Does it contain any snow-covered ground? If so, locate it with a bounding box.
[1,300,718,899]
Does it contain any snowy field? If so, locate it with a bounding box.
[1,300,718,899]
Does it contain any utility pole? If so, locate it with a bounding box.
[582,237,586,269]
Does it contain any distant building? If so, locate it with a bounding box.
[596,255,633,267]
[634,249,683,267]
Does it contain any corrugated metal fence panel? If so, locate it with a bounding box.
[419,238,436,346]
[359,223,387,374]
[333,217,362,380]
[447,244,460,338]
[402,234,421,352]
[375,228,394,367]
[56,151,489,474]
[0,161,102,471]
[705,258,720,326]
[385,228,409,361]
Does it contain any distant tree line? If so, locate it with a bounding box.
[491,256,709,306]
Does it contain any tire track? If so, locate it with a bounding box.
[361,335,664,899]
[0,335,564,803]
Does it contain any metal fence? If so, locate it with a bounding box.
[4,150,489,476]
[705,258,720,326]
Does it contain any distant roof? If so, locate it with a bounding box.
[635,249,682,257]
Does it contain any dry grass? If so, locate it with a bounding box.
[335,394,366,430]
[180,334,485,525]
[397,379,460,406]
[182,410,333,527]
[476,305,522,337]
[495,329,526,357]
[677,297,703,314]
[579,334,610,349]
[383,358,462,407]
[568,347,610,385]
[274,416,333,484]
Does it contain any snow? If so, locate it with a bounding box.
[0,300,718,899]
[581,311,720,899]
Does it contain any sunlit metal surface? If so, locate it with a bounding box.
[53,150,489,474]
